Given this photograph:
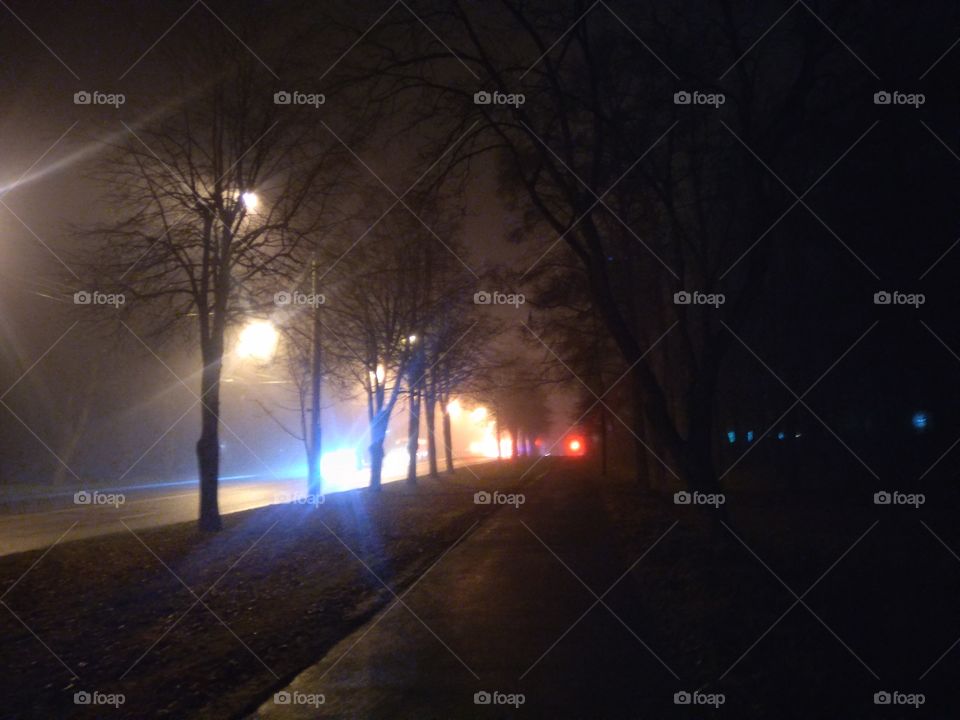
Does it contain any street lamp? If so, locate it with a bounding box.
[446,398,462,418]
[236,320,278,362]
[241,191,259,211]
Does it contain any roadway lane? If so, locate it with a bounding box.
[0,457,489,556]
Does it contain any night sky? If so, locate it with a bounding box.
[0,0,549,485]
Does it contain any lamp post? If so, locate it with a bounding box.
[306,256,323,499]
[405,332,423,485]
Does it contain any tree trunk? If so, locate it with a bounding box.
[369,416,385,492]
[197,344,223,531]
[425,374,438,478]
[368,379,386,490]
[631,372,649,488]
[442,404,454,473]
[684,370,728,524]
[683,434,727,524]
[599,405,608,476]
[306,449,320,499]
[586,244,686,489]
[406,385,421,485]
[306,344,321,499]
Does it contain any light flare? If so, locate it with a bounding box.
[236,320,278,362]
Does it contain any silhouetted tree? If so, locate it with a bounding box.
[355,0,863,499]
[78,35,347,530]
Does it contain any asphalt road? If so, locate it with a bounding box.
[0,457,488,557]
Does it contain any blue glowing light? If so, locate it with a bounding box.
[321,448,362,480]
[912,412,928,430]
[746,431,754,442]
[726,431,736,444]
[777,432,785,441]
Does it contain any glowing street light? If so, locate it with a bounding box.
[241,191,259,211]
[236,320,278,362]
[446,398,462,418]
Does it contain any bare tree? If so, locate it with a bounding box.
[525,249,627,474]
[351,0,855,500]
[321,207,441,489]
[419,298,502,474]
[403,232,491,484]
[79,40,348,530]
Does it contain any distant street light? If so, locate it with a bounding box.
[368,363,385,385]
[236,320,278,362]
[446,398,462,418]
[241,191,259,211]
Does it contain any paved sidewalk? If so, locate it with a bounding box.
[249,464,681,718]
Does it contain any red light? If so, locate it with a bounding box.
[561,434,585,456]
